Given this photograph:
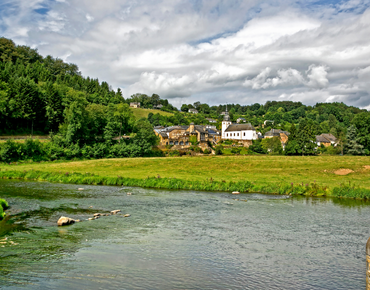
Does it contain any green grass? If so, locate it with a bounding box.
[1,155,370,198]
[0,198,8,220]
[130,108,174,119]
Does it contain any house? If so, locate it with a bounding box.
[206,118,217,123]
[154,123,221,150]
[221,111,227,115]
[221,110,258,147]
[264,129,290,147]
[154,104,163,109]
[237,117,246,124]
[315,133,338,147]
[263,120,274,127]
[189,108,198,114]
[130,102,141,108]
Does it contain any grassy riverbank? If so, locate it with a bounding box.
[1,156,370,198]
[0,198,8,220]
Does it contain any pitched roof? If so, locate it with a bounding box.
[316,135,330,143]
[225,123,255,132]
[321,133,337,142]
[316,133,337,143]
[264,129,290,137]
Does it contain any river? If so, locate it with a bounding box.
[0,179,369,289]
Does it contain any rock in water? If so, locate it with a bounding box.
[57,216,75,226]
[78,188,84,191]
[111,210,121,215]
[124,214,131,217]
[232,191,240,195]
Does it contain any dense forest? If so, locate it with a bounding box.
[0,36,369,161]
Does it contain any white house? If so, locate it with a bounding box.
[189,108,198,114]
[221,110,258,146]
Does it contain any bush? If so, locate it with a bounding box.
[203,148,211,154]
[0,198,8,220]
[189,146,202,153]
[231,147,241,154]
[168,150,180,157]
[215,145,223,155]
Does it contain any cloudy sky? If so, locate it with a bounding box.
[1,0,370,108]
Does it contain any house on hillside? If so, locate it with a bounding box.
[264,129,290,147]
[237,117,246,123]
[221,109,258,147]
[206,118,217,123]
[154,123,221,150]
[130,102,141,108]
[315,133,338,147]
[154,104,163,109]
[189,108,198,114]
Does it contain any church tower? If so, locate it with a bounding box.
[221,107,232,138]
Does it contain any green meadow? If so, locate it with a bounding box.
[1,155,370,198]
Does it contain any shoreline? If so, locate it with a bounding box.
[1,169,369,200]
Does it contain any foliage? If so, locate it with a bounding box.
[346,125,365,155]
[230,147,242,154]
[261,137,283,155]
[215,145,223,155]
[203,148,211,154]
[0,198,8,220]
[248,139,266,154]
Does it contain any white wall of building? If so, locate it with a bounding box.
[224,130,258,140]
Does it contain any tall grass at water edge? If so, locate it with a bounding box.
[1,169,364,198]
[332,182,370,199]
[0,198,9,220]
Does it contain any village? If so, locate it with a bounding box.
[146,105,338,153]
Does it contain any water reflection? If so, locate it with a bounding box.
[0,180,369,289]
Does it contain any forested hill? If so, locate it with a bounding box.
[0,37,176,136]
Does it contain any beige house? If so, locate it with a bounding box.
[130,102,141,108]
[316,133,338,147]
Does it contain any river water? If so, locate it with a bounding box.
[0,179,369,289]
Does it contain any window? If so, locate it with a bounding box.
[170,141,174,145]
[226,133,228,137]
[185,142,189,145]
[237,133,239,136]
[175,141,179,145]
[243,132,245,137]
[180,141,184,145]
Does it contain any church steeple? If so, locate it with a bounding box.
[223,105,230,121]
[222,104,232,138]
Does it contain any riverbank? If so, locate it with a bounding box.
[0,198,8,220]
[1,155,370,198]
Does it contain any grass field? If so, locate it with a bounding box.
[130,108,174,119]
[1,155,370,191]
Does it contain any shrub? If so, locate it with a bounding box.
[203,148,211,154]
[215,145,223,155]
[231,147,241,154]
[0,198,8,220]
[189,146,202,153]
[168,150,180,157]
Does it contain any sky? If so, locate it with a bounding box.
[0,0,370,109]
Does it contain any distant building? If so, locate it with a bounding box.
[315,133,338,147]
[130,102,141,108]
[221,111,227,115]
[189,108,198,114]
[237,117,246,124]
[206,118,217,123]
[221,109,258,147]
[154,123,221,150]
[264,129,290,147]
[154,104,163,109]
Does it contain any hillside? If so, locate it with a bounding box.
[130,108,173,119]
